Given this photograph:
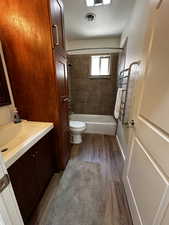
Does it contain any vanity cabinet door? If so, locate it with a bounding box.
[35,133,54,195]
[8,148,39,224]
[8,133,54,224]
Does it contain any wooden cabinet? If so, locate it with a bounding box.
[8,133,54,224]
[50,0,65,54]
[0,0,70,170]
[55,55,71,167]
[35,135,55,194]
[50,0,71,168]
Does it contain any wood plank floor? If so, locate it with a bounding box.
[71,134,133,225]
[29,134,133,225]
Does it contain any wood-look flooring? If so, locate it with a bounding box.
[71,134,133,225]
[29,134,133,225]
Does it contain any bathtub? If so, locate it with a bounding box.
[70,114,116,136]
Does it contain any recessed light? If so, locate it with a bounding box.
[85,0,111,7]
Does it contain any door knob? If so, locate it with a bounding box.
[124,120,135,128]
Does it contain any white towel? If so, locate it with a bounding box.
[114,88,123,119]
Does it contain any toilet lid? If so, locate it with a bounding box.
[69,121,86,128]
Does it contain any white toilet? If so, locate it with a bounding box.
[69,121,86,144]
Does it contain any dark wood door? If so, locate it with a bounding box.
[50,0,65,55]
[8,148,39,224]
[8,133,54,224]
[55,55,70,169]
[56,56,69,128]
[50,0,70,169]
[35,133,54,194]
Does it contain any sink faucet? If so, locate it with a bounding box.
[13,109,22,123]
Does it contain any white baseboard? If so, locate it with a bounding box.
[116,135,126,161]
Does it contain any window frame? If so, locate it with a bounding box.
[89,54,112,79]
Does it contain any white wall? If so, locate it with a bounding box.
[0,42,15,126]
[117,0,158,156]
[66,37,121,54]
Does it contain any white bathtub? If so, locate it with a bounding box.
[70,114,116,136]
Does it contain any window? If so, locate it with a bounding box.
[86,0,111,7]
[90,55,111,77]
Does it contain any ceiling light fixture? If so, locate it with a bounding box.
[85,12,96,22]
[85,0,111,7]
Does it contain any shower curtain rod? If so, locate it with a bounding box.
[67,47,123,52]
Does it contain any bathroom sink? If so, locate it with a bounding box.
[0,120,54,168]
[0,121,23,149]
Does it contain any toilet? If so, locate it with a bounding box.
[69,121,86,144]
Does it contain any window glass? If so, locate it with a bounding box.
[91,56,100,75]
[90,55,111,76]
[100,57,109,75]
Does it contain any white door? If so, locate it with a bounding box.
[124,0,169,225]
[0,152,24,225]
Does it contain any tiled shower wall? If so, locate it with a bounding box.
[68,53,119,115]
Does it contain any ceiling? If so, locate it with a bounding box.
[62,0,135,41]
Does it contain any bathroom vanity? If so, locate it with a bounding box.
[0,121,54,224]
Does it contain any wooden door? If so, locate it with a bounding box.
[50,0,65,55]
[8,135,54,223]
[56,56,69,128]
[55,55,70,169]
[124,1,169,225]
[8,148,39,224]
[35,133,54,194]
[50,0,70,169]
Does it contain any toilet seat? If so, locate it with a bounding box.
[69,121,86,129]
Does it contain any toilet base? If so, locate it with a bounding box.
[71,134,82,144]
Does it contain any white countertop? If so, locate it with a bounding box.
[0,120,54,169]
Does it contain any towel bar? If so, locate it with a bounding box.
[118,61,141,124]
